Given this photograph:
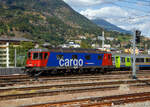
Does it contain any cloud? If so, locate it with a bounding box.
[80,7,150,36]
[63,0,115,8]
[80,6,129,20]
[63,0,150,36]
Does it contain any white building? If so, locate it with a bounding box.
[60,42,80,48]
[0,37,33,68]
[106,37,114,41]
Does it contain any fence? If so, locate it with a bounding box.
[0,67,25,75]
[0,48,28,68]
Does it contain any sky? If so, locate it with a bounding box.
[63,0,150,37]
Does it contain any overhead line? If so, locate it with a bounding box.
[112,2,150,14]
[117,0,150,7]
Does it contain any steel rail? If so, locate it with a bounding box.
[0,82,149,101]
[1,78,150,92]
[19,92,150,107]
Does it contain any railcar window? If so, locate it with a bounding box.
[28,52,31,59]
[85,55,91,60]
[98,55,102,60]
[146,58,150,62]
[72,55,78,59]
[33,53,39,60]
[121,57,125,63]
[44,53,48,59]
[136,58,144,62]
[57,55,63,60]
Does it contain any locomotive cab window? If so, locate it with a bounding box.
[85,55,91,60]
[72,55,78,59]
[108,55,111,60]
[44,53,48,59]
[39,53,43,59]
[32,53,43,60]
[33,53,39,60]
[57,55,63,60]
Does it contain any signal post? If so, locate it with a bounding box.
[132,30,141,79]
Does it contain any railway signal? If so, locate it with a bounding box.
[132,30,141,80]
[135,30,141,43]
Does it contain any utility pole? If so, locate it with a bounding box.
[132,30,141,79]
[132,30,136,79]
[102,31,105,50]
[14,48,17,68]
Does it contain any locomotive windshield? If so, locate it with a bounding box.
[32,52,43,60]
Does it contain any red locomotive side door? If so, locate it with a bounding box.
[102,54,112,66]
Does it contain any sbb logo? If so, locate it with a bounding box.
[59,59,83,67]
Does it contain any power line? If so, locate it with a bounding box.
[112,2,150,14]
[117,0,150,7]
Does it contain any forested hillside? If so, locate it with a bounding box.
[0,0,129,46]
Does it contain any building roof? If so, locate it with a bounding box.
[0,37,33,42]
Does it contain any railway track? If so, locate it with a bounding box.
[0,70,148,80]
[0,73,150,87]
[1,78,150,101]
[19,91,150,107]
[0,70,150,87]
[0,74,28,80]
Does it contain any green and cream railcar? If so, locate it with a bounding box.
[112,54,150,70]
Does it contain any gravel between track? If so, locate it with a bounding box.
[1,86,150,107]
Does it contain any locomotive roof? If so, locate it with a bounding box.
[29,48,110,54]
[29,49,49,52]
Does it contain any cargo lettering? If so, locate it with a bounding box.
[59,59,83,67]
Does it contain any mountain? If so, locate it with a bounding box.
[0,0,128,46]
[92,19,131,34]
